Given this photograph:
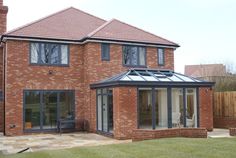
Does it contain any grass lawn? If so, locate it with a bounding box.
[1,137,236,158]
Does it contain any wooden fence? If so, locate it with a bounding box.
[214,91,236,118]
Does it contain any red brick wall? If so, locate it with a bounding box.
[4,41,174,135]
[4,40,85,135]
[199,87,213,131]
[113,87,137,139]
[132,128,207,141]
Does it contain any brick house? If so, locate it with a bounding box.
[0,1,214,139]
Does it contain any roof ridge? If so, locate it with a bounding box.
[110,19,179,46]
[5,7,106,35]
[87,19,115,37]
[70,7,106,23]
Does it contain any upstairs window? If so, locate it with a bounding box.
[123,45,146,66]
[30,42,69,65]
[101,43,110,61]
[158,48,165,66]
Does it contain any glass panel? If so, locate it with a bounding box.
[120,76,131,81]
[158,77,171,82]
[61,45,68,64]
[101,43,110,60]
[97,95,102,131]
[175,74,194,82]
[171,88,184,128]
[30,43,39,63]
[142,76,158,81]
[186,88,197,127]
[158,48,164,65]
[128,75,145,81]
[41,43,51,64]
[108,94,113,133]
[102,95,108,132]
[155,88,168,128]
[139,89,152,129]
[130,47,138,65]
[43,92,57,129]
[139,47,146,66]
[168,75,183,82]
[50,44,60,64]
[59,91,74,120]
[123,46,131,65]
[24,91,40,130]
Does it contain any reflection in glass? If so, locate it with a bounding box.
[139,88,152,129]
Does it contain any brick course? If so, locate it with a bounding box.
[132,128,207,141]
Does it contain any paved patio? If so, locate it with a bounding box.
[0,132,131,155]
[208,128,231,138]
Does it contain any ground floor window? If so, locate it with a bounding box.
[97,88,113,133]
[24,90,75,131]
[138,87,198,129]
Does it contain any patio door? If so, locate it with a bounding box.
[42,92,58,130]
[24,90,75,132]
[97,88,113,133]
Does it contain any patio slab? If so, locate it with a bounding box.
[0,132,131,155]
[208,128,231,138]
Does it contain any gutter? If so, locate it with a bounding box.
[0,35,180,48]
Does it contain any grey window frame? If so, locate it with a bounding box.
[122,45,146,67]
[29,42,70,66]
[96,88,113,134]
[137,86,199,129]
[23,90,75,132]
[101,43,110,61]
[158,48,165,66]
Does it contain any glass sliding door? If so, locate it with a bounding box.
[186,88,197,127]
[96,88,113,133]
[138,87,199,129]
[171,88,184,128]
[59,92,74,120]
[23,90,75,132]
[24,91,41,130]
[43,92,57,130]
[155,88,168,128]
[102,94,108,132]
[139,88,152,129]
[108,94,113,132]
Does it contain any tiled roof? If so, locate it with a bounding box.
[88,19,178,46]
[5,7,106,40]
[4,7,179,47]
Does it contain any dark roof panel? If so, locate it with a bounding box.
[90,68,215,88]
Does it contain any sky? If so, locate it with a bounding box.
[3,0,236,73]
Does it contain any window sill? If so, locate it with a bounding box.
[123,65,147,68]
[29,63,69,67]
